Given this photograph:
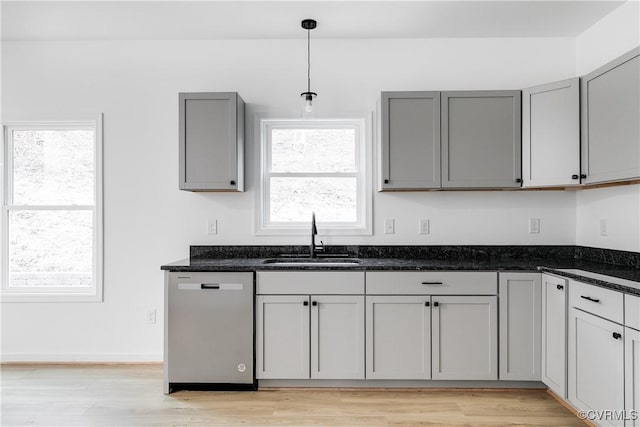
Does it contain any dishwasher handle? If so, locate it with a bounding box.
[178,283,244,291]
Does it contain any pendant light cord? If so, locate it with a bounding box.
[307,28,311,93]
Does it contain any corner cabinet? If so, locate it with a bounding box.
[581,47,640,184]
[378,92,441,190]
[441,91,522,188]
[178,92,245,191]
[522,79,581,187]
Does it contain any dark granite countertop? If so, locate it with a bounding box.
[161,245,640,296]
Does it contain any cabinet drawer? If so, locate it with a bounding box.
[257,272,364,295]
[569,280,623,324]
[626,294,640,330]
[366,272,497,295]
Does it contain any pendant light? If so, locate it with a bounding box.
[300,19,317,114]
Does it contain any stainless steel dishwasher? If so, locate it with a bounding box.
[164,272,255,393]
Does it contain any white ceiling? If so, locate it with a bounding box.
[1,0,628,41]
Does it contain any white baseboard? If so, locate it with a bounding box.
[0,353,162,363]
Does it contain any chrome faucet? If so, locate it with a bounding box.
[310,212,323,258]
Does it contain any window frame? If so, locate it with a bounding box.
[0,116,104,302]
[256,114,372,236]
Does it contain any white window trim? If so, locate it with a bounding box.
[255,113,373,236]
[0,115,104,302]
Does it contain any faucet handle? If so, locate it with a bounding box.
[316,240,325,252]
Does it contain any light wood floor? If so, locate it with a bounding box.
[1,364,586,426]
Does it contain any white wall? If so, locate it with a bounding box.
[0,35,596,361]
[575,0,640,252]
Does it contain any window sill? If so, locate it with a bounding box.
[0,291,103,303]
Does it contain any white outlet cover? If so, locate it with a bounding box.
[419,219,430,235]
[207,219,218,235]
[529,218,540,234]
[599,219,608,236]
[384,219,395,234]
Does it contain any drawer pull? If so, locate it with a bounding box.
[557,284,564,290]
[422,281,443,285]
[201,283,220,289]
[580,295,600,303]
[613,332,622,340]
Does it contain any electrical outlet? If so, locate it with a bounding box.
[529,218,540,234]
[600,219,608,236]
[384,219,395,234]
[146,309,157,324]
[207,219,218,235]
[419,219,430,235]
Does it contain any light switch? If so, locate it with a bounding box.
[384,219,395,234]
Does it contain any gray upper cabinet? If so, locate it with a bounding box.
[581,48,640,184]
[441,91,522,188]
[179,92,245,191]
[523,79,580,187]
[379,92,441,190]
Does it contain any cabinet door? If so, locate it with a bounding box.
[379,92,441,190]
[311,295,364,379]
[366,296,431,380]
[522,78,580,187]
[541,274,568,398]
[626,327,640,427]
[581,48,640,184]
[432,296,498,380]
[179,92,244,191]
[499,273,541,381]
[568,309,624,426]
[256,295,310,379]
[441,91,521,188]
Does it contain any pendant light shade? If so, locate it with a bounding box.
[300,19,317,114]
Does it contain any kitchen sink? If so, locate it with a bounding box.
[261,257,362,266]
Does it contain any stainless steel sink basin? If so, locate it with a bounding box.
[261,257,362,266]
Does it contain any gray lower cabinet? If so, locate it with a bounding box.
[431,295,498,380]
[581,47,640,184]
[365,295,431,380]
[626,327,640,427]
[541,273,568,398]
[441,91,522,188]
[179,92,245,191]
[522,78,581,187]
[568,308,625,427]
[379,92,441,190]
[255,271,365,381]
[256,293,365,380]
[256,295,311,379]
[498,273,542,381]
[568,280,626,426]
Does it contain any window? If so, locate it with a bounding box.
[258,116,371,235]
[1,118,103,302]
